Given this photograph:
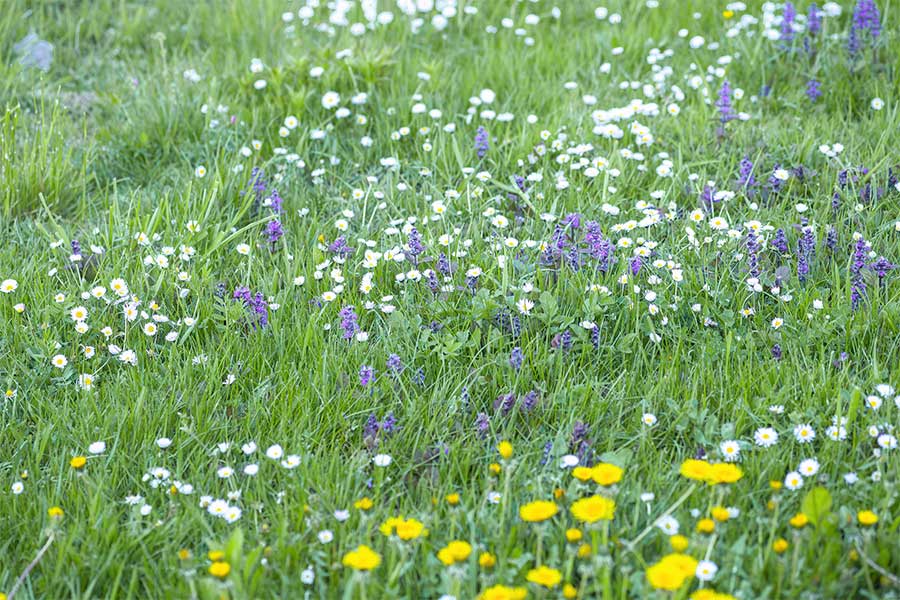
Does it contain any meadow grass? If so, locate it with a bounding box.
[1,0,899,598]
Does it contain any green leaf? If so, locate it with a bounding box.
[801,486,833,527]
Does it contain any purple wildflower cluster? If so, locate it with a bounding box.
[338,305,359,340]
[364,412,398,447]
[780,2,796,45]
[233,286,269,328]
[327,235,355,258]
[474,126,489,158]
[849,0,881,57]
[805,79,822,103]
[850,237,869,310]
[493,389,540,416]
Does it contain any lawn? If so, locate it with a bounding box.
[1,0,899,598]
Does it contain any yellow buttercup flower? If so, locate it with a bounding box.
[497,441,513,460]
[519,500,558,523]
[208,550,225,561]
[570,495,615,523]
[577,543,592,558]
[565,528,583,543]
[563,583,577,599]
[48,506,64,519]
[354,497,374,510]
[445,493,461,505]
[489,462,502,475]
[177,549,191,561]
[772,538,789,553]
[526,565,562,588]
[342,545,382,570]
[70,456,87,469]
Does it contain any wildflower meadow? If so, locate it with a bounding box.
[2,0,900,598]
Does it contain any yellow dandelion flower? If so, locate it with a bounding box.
[570,495,616,523]
[209,561,230,578]
[591,463,623,486]
[670,534,689,552]
[477,584,528,600]
[478,551,496,569]
[437,540,472,566]
[711,506,730,522]
[572,466,593,482]
[526,565,562,588]
[696,518,715,533]
[519,500,558,523]
[857,510,878,526]
[342,545,382,570]
[789,513,809,529]
[679,459,712,481]
[565,528,582,543]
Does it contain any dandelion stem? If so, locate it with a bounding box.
[623,483,697,551]
[8,532,55,600]
[854,540,900,586]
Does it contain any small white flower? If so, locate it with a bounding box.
[695,560,718,582]
[719,440,741,462]
[559,454,579,468]
[301,566,315,585]
[318,530,334,543]
[798,458,820,477]
[754,427,778,448]
[156,437,172,449]
[784,471,804,490]
[88,441,106,455]
[655,515,679,536]
[373,453,392,467]
[266,444,284,460]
